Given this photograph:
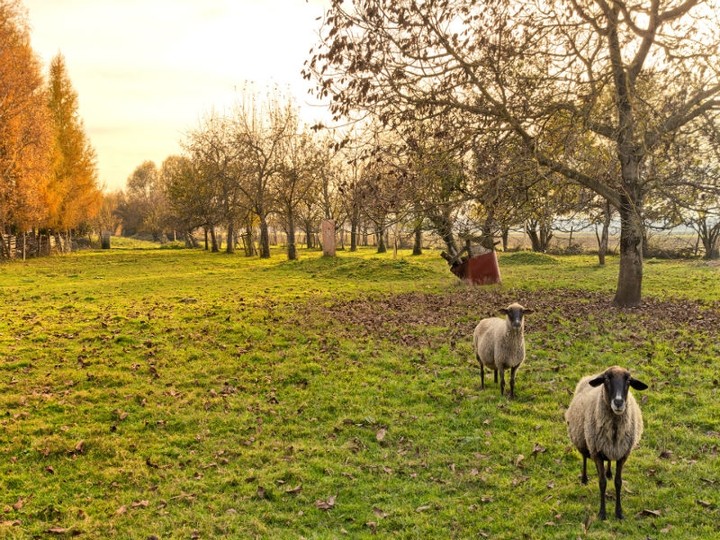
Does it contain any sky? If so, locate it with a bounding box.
[24,0,331,192]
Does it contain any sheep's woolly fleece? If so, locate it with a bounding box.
[306,289,720,350]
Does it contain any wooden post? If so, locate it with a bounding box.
[101,231,111,249]
[321,219,336,257]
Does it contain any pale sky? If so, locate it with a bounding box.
[24,0,330,191]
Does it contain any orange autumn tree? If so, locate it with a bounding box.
[0,0,53,246]
[46,53,102,237]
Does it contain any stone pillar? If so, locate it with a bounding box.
[101,231,111,249]
[321,220,336,257]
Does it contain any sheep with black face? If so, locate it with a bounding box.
[472,303,533,398]
[565,366,648,520]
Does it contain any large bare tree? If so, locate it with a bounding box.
[305,0,720,306]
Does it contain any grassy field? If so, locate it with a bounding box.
[0,243,718,539]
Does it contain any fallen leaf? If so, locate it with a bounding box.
[372,507,388,518]
[12,498,25,511]
[659,450,674,459]
[696,500,714,508]
[1,520,21,527]
[315,495,336,510]
[638,509,662,517]
[512,475,529,486]
[46,528,81,536]
[285,485,302,495]
[257,487,267,500]
[532,443,546,456]
[415,505,431,512]
[131,500,149,509]
[376,428,387,442]
[115,506,127,516]
[514,454,525,467]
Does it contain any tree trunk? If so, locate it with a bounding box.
[303,219,314,249]
[614,194,643,307]
[185,231,198,248]
[427,212,459,260]
[699,219,720,260]
[226,221,235,254]
[259,215,271,258]
[526,222,542,252]
[501,227,510,251]
[203,227,209,250]
[376,224,387,253]
[287,211,297,261]
[350,219,358,252]
[596,200,612,266]
[210,227,219,253]
[412,225,422,256]
[526,220,552,252]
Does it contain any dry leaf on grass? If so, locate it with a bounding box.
[315,495,336,510]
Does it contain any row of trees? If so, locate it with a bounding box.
[301,0,720,306]
[115,84,718,270]
[108,0,720,308]
[1,0,101,258]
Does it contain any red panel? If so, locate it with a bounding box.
[450,252,501,285]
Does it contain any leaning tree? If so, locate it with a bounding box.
[305,0,720,306]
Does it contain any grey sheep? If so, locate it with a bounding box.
[472,303,533,398]
[565,366,648,520]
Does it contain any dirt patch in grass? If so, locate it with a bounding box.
[309,288,720,349]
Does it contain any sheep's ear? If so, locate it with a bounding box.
[629,378,648,391]
[588,376,605,387]
[523,308,534,315]
[498,308,510,315]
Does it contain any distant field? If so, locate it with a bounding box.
[1,245,718,538]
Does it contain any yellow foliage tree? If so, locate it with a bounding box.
[0,0,53,239]
[46,53,102,232]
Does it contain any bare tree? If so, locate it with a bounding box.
[231,89,297,258]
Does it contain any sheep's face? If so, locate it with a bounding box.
[499,303,533,329]
[589,366,648,415]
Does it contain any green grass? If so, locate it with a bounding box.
[0,246,718,538]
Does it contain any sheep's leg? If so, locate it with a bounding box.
[509,366,518,398]
[498,368,506,396]
[581,453,588,484]
[614,457,626,519]
[493,369,498,383]
[593,455,607,520]
[479,362,485,389]
[605,460,612,479]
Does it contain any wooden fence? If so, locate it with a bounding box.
[0,233,89,260]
